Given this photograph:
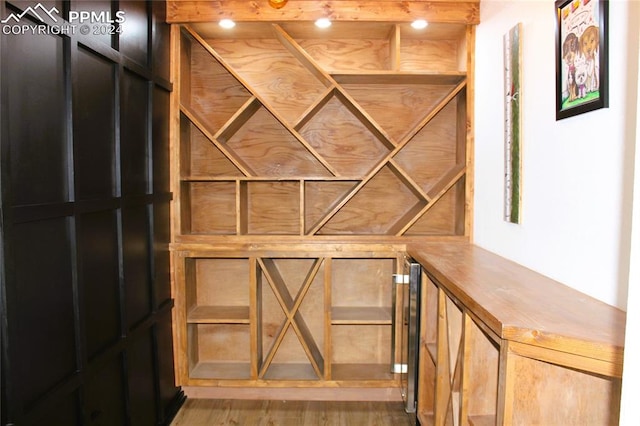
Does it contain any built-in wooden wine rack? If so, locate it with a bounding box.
[171,19,474,394]
[175,251,402,387]
[176,21,470,238]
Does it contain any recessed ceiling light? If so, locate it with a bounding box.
[219,19,236,29]
[411,19,428,30]
[315,18,332,29]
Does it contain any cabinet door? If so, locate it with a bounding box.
[0,2,181,424]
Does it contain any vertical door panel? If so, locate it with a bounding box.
[9,218,76,407]
[121,70,149,196]
[76,210,121,359]
[122,204,152,329]
[6,31,68,206]
[74,47,116,200]
[120,1,150,66]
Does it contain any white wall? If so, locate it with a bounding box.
[474,0,639,309]
[476,3,639,421]
[619,27,640,422]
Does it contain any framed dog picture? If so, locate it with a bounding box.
[555,0,608,120]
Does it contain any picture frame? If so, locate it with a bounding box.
[555,0,608,120]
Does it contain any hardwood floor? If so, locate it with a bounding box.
[171,399,415,425]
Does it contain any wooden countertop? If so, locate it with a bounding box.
[408,241,626,377]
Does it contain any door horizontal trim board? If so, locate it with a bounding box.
[10,193,173,224]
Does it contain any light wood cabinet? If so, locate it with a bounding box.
[170,13,475,398]
[173,249,405,391]
[417,272,505,424]
[411,242,625,426]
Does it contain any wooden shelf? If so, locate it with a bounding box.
[187,322,252,380]
[190,361,252,380]
[261,363,320,381]
[187,306,250,324]
[468,415,497,426]
[182,176,361,182]
[331,307,392,325]
[330,363,397,382]
[332,72,466,85]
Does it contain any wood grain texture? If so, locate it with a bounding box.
[166,1,480,24]
[461,314,499,420]
[191,323,252,363]
[177,21,470,237]
[297,38,391,72]
[206,38,328,125]
[194,258,250,306]
[244,181,301,234]
[187,305,251,323]
[342,82,454,144]
[188,38,252,131]
[190,361,253,380]
[188,182,237,234]
[394,97,461,194]
[508,352,621,425]
[405,177,465,236]
[304,181,359,234]
[171,13,476,394]
[401,39,462,72]
[173,252,190,383]
[319,166,423,235]
[408,242,626,377]
[181,103,255,176]
[190,21,467,41]
[258,258,325,377]
[171,24,185,242]
[415,242,623,424]
[186,121,244,177]
[331,258,394,308]
[298,95,390,177]
[331,306,392,324]
[463,25,476,239]
[181,386,403,400]
[331,324,391,362]
[227,107,332,178]
[171,398,415,425]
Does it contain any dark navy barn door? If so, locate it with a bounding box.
[0,1,183,424]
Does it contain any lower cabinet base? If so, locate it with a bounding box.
[410,242,625,426]
[182,386,404,401]
[174,250,407,400]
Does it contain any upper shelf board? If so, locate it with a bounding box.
[187,21,468,41]
[166,1,480,25]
